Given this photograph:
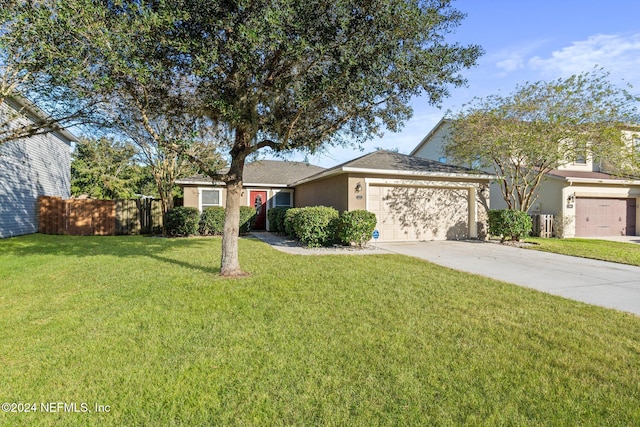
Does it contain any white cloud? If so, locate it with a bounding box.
[493,39,551,74]
[496,55,525,72]
[528,33,640,86]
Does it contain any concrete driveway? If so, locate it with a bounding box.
[377,240,640,316]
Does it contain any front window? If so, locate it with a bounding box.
[274,191,292,207]
[201,189,221,210]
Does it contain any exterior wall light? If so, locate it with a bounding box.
[355,182,362,193]
[567,193,575,204]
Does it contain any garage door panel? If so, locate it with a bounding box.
[575,197,636,237]
[368,185,469,242]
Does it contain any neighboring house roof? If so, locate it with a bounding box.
[175,160,326,187]
[546,169,640,185]
[294,149,495,185]
[4,94,79,144]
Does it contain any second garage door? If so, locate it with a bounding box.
[575,197,636,237]
[368,185,470,242]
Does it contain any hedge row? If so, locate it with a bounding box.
[165,205,378,247]
[165,206,256,236]
[282,206,377,248]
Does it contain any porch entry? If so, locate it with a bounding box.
[250,190,268,230]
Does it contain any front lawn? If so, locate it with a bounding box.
[1,234,640,425]
[526,237,640,266]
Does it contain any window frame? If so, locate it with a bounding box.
[199,188,222,211]
[273,190,293,208]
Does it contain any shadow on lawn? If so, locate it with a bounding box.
[0,234,221,275]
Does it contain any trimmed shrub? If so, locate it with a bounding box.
[165,207,199,236]
[337,210,377,247]
[199,206,255,235]
[284,208,302,237]
[239,206,257,233]
[267,206,290,233]
[199,206,225,235]
[290,206,339,247]
[488,209,533,242]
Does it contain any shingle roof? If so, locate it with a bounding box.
[243,160,325,184]
[295,150,491,184]
[340,149,478,173]
[176,160,325,186]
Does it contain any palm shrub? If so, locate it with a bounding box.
[165,207,199,236]
[199,206,226,235]
[337,210,377,247]
[488,209,533,242]
[267,206,290,232]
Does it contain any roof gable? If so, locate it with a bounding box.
[409,117,450,156]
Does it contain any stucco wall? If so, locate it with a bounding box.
[0,133,72,238]
[294,174,349,212]
[530,178,564,216]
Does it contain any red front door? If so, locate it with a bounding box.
[250,191,268,230]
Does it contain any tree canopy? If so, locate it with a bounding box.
[445,70,640,212]
[4,0,482,275]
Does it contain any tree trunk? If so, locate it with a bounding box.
[220,132,250,277]
[220,178,245,276]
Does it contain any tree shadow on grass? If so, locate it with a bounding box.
[0,234,222,275]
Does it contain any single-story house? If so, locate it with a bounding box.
[0,95,79,238]
[177,150,494,242]
[411,118,640,238]
[177,160,325,230]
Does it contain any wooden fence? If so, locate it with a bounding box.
[38,196,163,236]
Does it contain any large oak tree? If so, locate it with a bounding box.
[6,0,482,276]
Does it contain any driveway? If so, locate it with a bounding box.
[377,240,640,316]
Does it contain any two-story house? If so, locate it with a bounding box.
[411,118,640,238]
[0,95,79,238]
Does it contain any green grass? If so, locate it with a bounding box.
[2,234,640,426]
[526,237,640,266]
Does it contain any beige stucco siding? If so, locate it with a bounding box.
[294,174,349,212]
[530,178,565,216]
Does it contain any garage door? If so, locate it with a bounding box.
[368,185,469,241]
[575,198,636,237]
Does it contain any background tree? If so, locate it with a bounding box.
[71,137,139,199]
[445,70,640,212]
[0,5,101,146]
[7,0,482,276]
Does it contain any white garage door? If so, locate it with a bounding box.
[368,185,470,242]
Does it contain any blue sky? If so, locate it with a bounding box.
[275,0,640,167]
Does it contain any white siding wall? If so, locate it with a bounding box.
[0,104,72,237]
